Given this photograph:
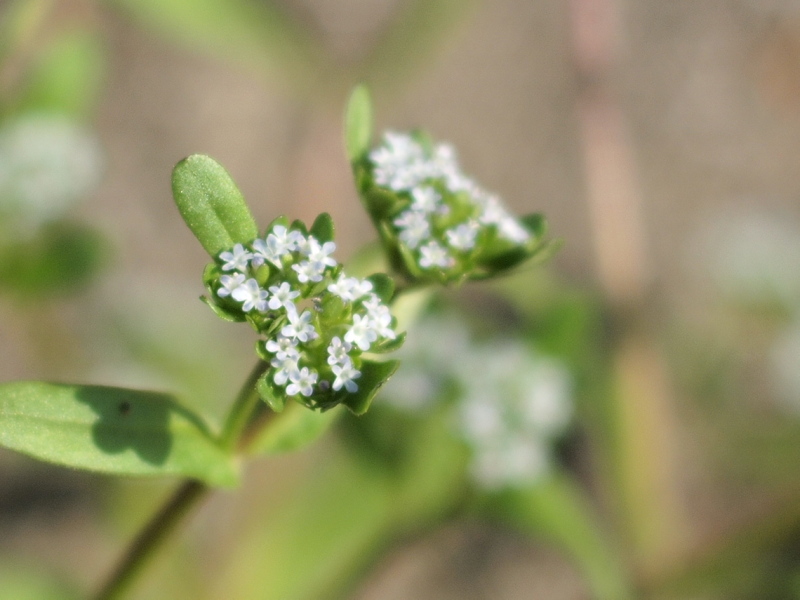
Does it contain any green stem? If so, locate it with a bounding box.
[219,360,269,451]
[94,360,268,599]
[93,480,209,600]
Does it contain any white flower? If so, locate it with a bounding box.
[393,209,431,249]
[327,336,352,365]
[411,186,440,213]
[267,282,300,311]
[332,360,361,393]
[231,278,268,312]
[267,225,302,255]
[251,237,284,268]
[498,216,530,243]
[418,240,454,269]
[446,221,479,251]
[328,275,373,302]
[292,260,326,283]
[304,237,337,268]
[217,273,246,298]
[271,355,299,386]
[286,367,318,397]
[220,243,252,271]
[363,300,396,340]
[281,309,317,342]
[345,313,379,351]
[265,335,300,360]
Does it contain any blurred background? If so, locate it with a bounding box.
[3,0,800,598]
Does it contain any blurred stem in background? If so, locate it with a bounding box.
[567,0,685,576]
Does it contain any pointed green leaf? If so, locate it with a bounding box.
[249,401,339,455]
[172,154,258,257]
[257,372,286,412]
[200,295,246,322]
[365,272,395,303]
[520,212,547,239]
[309,212,335,243]
[369,331,406,354]
[341,359,400,415]
[344,84,373,163]
[0,382,238,487]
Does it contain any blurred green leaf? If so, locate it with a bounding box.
[356,0,479,92]
[344,84,373,163]
[172,154,258,257]
[249,401,339,455]
[0,381,238,487]
[0,0,50,74]
[19,29,105,118]
[105,0,323,90]
[0,559,79,600]
[481,473,634,600]
[0,220,106,297]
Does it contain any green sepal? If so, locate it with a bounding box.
[200,295,245,322]
[247,401,339,455]
[289,219,308,236]
[264,215,290,236]
[172,154,258,258]
[340,359,400,415]
[344,84,373,164]
[0,381,239,487]
[520,212,547,239]
[202,262,220,289]
[257,371,286,413]
[369,331,406,354]
[365,272,395,303]
[310,212,335,243]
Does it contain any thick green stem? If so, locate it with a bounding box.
[94,480,209,600]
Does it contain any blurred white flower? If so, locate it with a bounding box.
[0,114,103,231]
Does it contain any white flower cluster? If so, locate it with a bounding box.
[383,314,572,489]
[0,114,103,233]
[213,224,397,402]
[369,131,531,273]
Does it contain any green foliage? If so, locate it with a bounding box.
[18,29,106,119]
[0,381,238,487]
[172,154,258,257]
[344,84,373,164]
[0,221,106,297]
[480,474,633,600]
[340,359,400,416]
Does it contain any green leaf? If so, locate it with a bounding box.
[19,29,106,118]
[480,473,633,600]
[200,295,246,322]
[369,331,406,354]
[520,212,547,239]
[344,84,373,163]
[256,372,286,412]
[0,381,238,487]
[172,154,258,258]
[365,272,395,303]
[341,360,400,415]
[309,212,335,243]
[0,221,106,297]
[249,401,339,455]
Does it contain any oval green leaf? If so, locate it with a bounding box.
[344,84,373,163]
[309,212,335,243]
[172,154,258,257]
[0,381,239,487]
